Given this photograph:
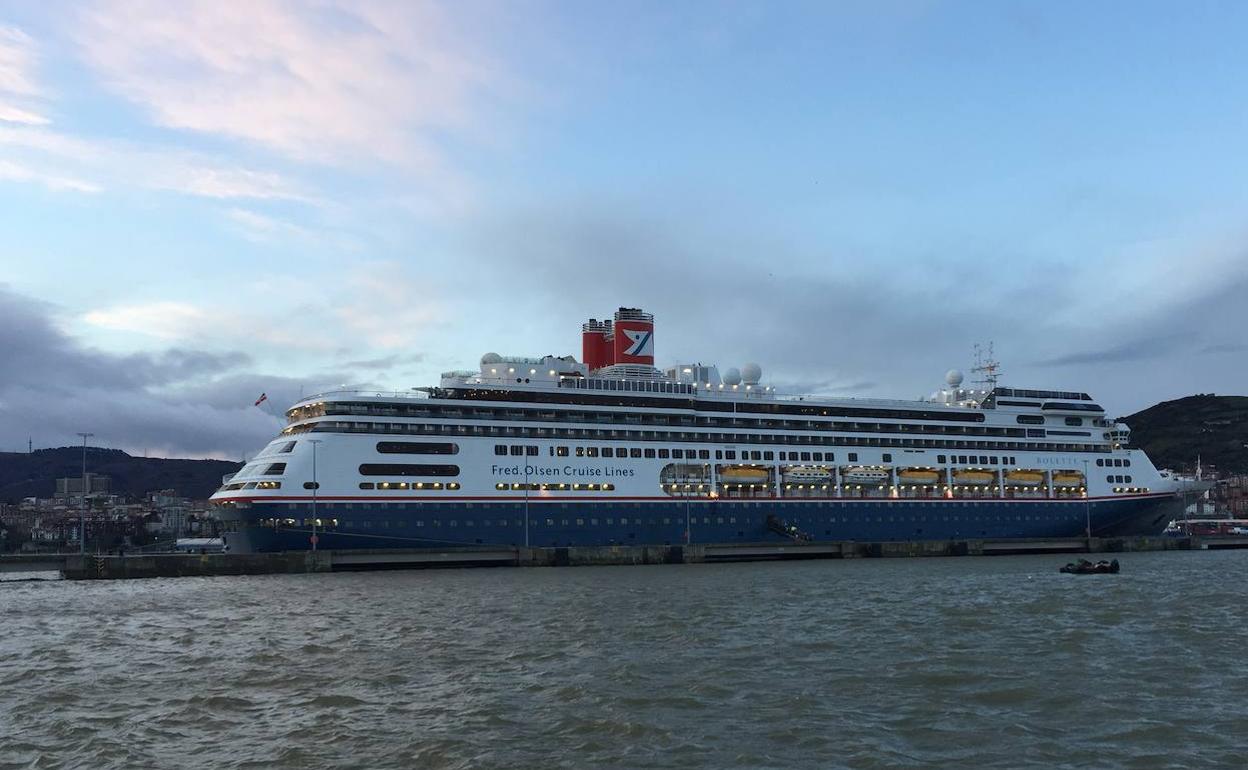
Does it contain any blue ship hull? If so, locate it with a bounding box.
[220,494,1180,553]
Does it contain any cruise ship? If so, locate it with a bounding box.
[210,307,1184,552]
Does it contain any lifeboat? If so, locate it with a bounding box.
[954,470,994,484]
[1006,470,1044,485]
[1052,473,1084,487]
[898,469,940,484]
[719,466,768,482]
[843,467,889,484]
[783,466,832,482]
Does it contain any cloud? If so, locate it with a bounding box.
[0,286,276,457]
[0,103,47,125]
[83,302,210,340]
[774,379,881,396]
[0,124,314,201]
[1033,336,1185,367]
[0,158,100,192]
[0,285,367,457]
[1200,342,1248,355]
[226,208,316,243]
[82,263,443,354]
[451,200,1248,414]
[0,25,48,126]
[339,353,427,370]
[74,0,507,171]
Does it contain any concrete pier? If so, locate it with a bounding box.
[3,535,1246,580]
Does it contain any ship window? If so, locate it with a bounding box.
[937,455,946,463]
[883,453,892,462]
[848,453,858,462]
[279,441,297,453]
[575,447,585,457]
[526,445,538,456]
[1017,415,1044,425]
[699,450,710,459]
[359,463,460,477]
[644,448,656,458]
[715,451,723,460]
[602,447,614,458]
[359,482,374,490]
[764,451,774,461]
[1125,475,1132,483]
[658,449,670,458]
[725,451,737,460]
[672,449,683,458]
[630,448,642,458]
[587,447,599,457]
[509,445,523,456]
[1065,417,1084,426]
[495,445,507,456]
[617,447,627,456]
[990,456,998,464]
[557,446,569,457]
[1124,459,1131,467]
[263,463,287,475]
[377,441,458,455]
[303,481,319,490]
[978,456,987,464]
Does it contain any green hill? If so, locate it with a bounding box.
[1122,395,1248,475]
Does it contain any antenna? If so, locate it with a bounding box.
[971,342,1002,390]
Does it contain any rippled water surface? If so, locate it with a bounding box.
[3,551,1248,769]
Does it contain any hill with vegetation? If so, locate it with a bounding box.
[1122,395,1248,475]
[0,447,241,502]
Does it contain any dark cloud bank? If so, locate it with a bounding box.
[0,286,355,458]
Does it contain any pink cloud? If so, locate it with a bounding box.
[0,25,50,125]
[74,0,507,171]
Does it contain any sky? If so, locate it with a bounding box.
[2,0,1247,459]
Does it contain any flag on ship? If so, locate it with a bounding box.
[254,393,268,406]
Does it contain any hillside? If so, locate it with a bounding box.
[0,447,242,502]
[1122,395,1248,475]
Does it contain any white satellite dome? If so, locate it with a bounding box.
[741,362,762,384]
[481,352,503,365]
[723,367,742,386]
[945,369,964,387]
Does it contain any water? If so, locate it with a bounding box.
[2,552,1247,769]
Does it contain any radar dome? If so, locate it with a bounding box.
[723,367,742,386]
[481,352,502,365]
[945,369,964,387]
[742,363,762,384]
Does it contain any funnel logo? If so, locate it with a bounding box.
[622,329,653,357]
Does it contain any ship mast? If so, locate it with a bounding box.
[971,342,1002,391]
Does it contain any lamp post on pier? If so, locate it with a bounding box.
[76,432,93,555]
[309,439,322,551]
[1082,458,1092,549]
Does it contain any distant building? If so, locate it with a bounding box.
[55,473,111,498]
